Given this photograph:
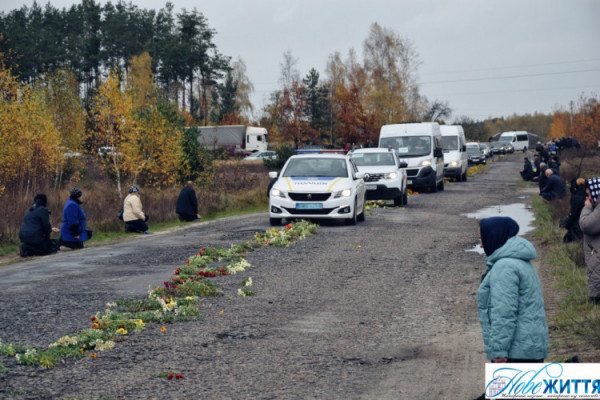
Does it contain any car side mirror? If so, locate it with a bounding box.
[399,161,408,168]
[434,147,443,157]
[355,172,365,180]
[268,171,278,179]
[461,145,466,152]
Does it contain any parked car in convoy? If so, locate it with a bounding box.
[479,142,492,159]
[244,151,277,160]
[440,125,468,182]
[268,153,366,226]
[497,131,530,152]
[489,142,508,154]
[466,143,486,165]
[349,148,409,206]
[378,122,445,192]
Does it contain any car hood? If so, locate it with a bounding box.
[274,176,351,192]
[356,166,398,174]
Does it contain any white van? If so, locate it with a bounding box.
[440,125,468,182]
[498,131,530,152]
[379,122,445,192]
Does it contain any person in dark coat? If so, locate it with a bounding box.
[19,194,60,257]
[60,187,90,249]
[561,178,586,243]
[520,157,534,181]
[548,155,561,175]
[537,163,548,192]
[540,169,566,200]
[176,181,201,222]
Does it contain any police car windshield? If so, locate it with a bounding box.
[351,152,395,166]
[380,136,431,157]
[282,158,348,178]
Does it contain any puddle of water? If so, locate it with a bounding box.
[463,203,535,255]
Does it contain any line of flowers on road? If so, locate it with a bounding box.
[0,220,319,369]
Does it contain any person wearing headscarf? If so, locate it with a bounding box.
[60,187,90,249]
[19,194,60,257]
[123,185,149,234]
[477,216,548,364]
[579,177,600,304]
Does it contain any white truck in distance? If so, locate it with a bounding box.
[196,125,268,155]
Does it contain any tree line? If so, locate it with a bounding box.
[0,0,247,123]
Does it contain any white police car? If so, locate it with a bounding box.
[268,153,366,226]
[349,148,408,206]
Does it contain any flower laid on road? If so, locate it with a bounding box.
[0,220,319,369]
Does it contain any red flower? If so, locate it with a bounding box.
[167,373,173,380]
[90,316,97,322]
[241,254,246,258]
[175,374,184,379]
[285,224,292,229]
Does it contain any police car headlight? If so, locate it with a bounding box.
[384,172,398,180]
[334,188,352,198]
[420,160,432,167]
[270,188,286,198]
[449,161,459,167]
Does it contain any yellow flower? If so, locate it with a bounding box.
[219,310,224,315]
[160,326,167,332]
[116,328,128,335]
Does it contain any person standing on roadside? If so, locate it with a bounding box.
[176,181,201,222]
[560,178,586,243]
[579,177,600,304]
[60,188,90,249]
[477,216,548,364]
[19,194,60,257]
[123,185,150,234]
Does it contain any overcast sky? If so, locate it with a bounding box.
[2,0,599,122]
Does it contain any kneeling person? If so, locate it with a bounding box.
[19,194,60,257]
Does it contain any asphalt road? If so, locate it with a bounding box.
[0,153,539,400]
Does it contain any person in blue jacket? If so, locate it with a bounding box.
[60,187,90,249]
[477,216,548,363]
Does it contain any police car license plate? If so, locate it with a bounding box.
[407,180,412,185]
[366,185,376,191]
[296,203,323,210]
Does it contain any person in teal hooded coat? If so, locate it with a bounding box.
[477,216,548,362]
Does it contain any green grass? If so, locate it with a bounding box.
[532,196,600,361]
[1,200,269,255]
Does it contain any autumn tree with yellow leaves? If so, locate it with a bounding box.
[88,53,185,200]
[0,65,62,199]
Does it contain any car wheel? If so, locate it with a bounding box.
[269,218,282,226]
[462,170,467,181]
[430,178,438,193]
[345,199,358,225]
[357,196,366,222]
[437,179,444,191]
[402,188,408,205]
[393,195,403,207]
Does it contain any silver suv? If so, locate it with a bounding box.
[349,148,409,206]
